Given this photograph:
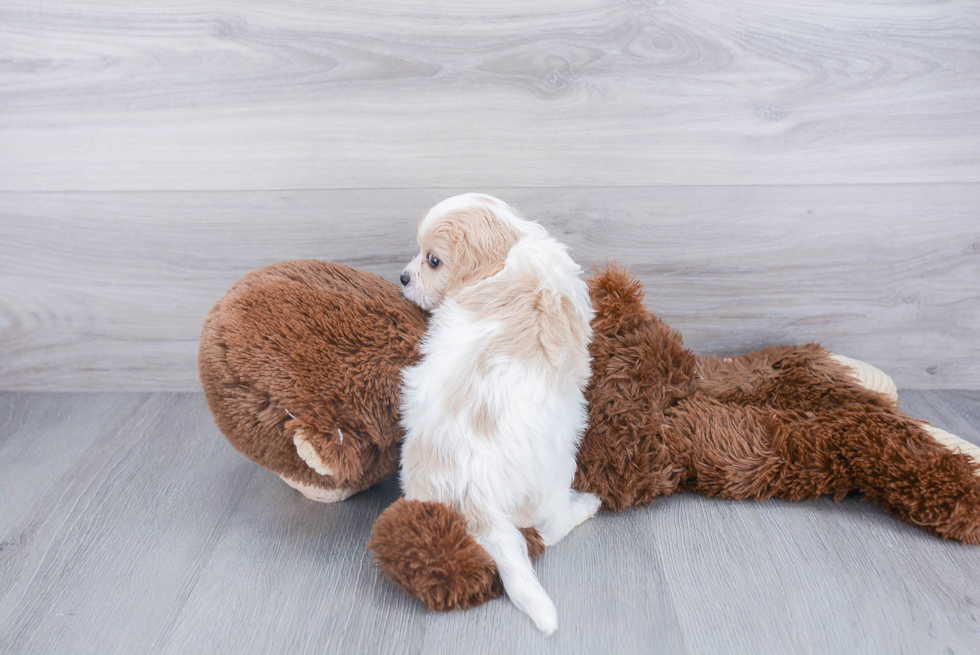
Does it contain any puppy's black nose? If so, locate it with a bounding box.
[399,272,410,286]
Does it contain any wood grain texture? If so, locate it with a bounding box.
[1,391,979,654]
[0,393,257,654]
[1,186,977,391]
[1,0,978,191]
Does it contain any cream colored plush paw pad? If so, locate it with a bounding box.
[922,424,980,470]
[827,354,978,470]
[278,473,356,503]
[828,353,899,402]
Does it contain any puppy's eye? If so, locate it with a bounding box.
[427,253,441,269]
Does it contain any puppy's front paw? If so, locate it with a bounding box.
[293,430,335,477]
[571,491,602,528]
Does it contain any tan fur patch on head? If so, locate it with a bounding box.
[456,270,592,383]
[421,206,521,297]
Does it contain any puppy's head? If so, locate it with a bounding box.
[400,194,522,310]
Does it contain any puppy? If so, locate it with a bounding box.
[398,193,601,634]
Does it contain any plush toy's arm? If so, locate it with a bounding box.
[368,498,544,611]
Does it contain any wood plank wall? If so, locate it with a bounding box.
[1,1,978,390]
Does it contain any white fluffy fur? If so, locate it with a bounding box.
[399,194,600,635]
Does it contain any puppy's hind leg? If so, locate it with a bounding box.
[536,489,602,547]
[474,513,558,635]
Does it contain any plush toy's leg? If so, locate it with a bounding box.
[368,499,544,612]
[820,408,980,544]
[821,353,980,474]
[921,424,980,468]
[827,353,898,403]
[666,399,980,544]
[696,345,898,412]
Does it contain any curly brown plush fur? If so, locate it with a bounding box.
[572,267,698,510]
[199,259,980,614]
[580,265,980,543]
[199,260,427,495]
[368,499,544,611]
[687,347,980,542]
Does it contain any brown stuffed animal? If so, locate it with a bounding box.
[199,259,980,613]
[199,260,426,502]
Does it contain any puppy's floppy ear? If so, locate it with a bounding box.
[435,208,520,295]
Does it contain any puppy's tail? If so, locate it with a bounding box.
[475,512,558,635]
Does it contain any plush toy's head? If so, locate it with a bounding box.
[199,260,427,500]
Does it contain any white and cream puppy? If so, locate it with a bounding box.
[398,193,601,634]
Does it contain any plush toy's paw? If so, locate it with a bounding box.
[828,353,898,402]
[369,499,504,610]
[277,474,356,503]
[293,430,335,477]
[922,424,980,471]
[368,499,545,612]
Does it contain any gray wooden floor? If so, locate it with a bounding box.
[2,390,979,654]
